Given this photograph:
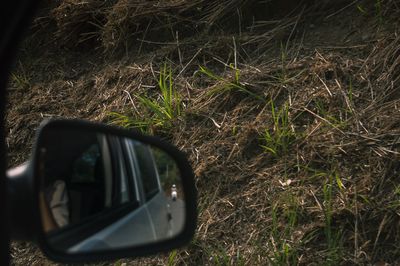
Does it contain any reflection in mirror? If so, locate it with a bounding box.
[37,128,185,253]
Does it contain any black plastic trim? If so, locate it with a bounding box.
[31,118,197,263]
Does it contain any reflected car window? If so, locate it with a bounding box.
[135,145,160,201]
[71,144,101,183]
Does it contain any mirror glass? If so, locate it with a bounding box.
[37,128,185,253]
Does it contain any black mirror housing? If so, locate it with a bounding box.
[8,119,197,263]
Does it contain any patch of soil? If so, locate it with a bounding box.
[6,0,400,265]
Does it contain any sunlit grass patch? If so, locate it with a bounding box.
[109,64,182,133]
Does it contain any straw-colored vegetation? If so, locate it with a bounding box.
[7,0,400,265]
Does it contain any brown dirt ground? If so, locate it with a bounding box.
[6,0,400,265]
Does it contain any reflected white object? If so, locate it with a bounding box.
[47,180,69,227]
[171,184,177,201]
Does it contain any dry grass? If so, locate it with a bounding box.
[7,0,400,265]
[33,0,337,52]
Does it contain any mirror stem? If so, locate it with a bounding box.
[7,162,36,241]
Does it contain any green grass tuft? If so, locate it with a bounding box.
[167,250,178,266]
[260,101,296,157]
[109,64,182,133]
[267,192,300,265]
[322,172,344,265]
[199,65,264,101]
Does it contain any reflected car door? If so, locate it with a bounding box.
[124,141,173,240]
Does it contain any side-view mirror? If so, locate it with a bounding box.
[7,119,197,263]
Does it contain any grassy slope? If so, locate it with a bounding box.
[7,0,400,265]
